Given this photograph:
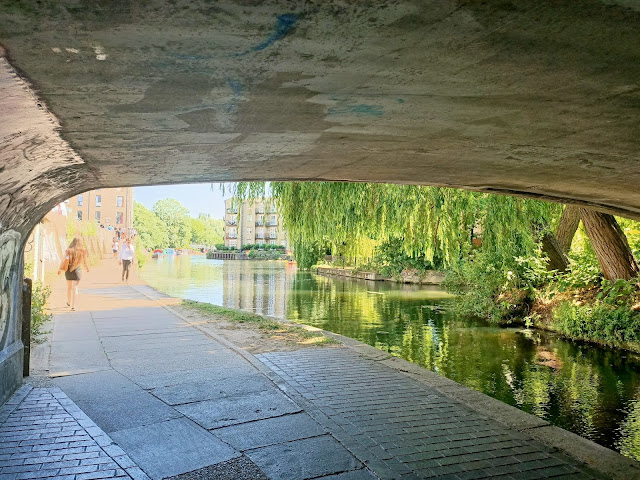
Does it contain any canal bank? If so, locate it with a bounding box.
[315,265,445,285]
[9,258,637,480]
[139,256,640,460]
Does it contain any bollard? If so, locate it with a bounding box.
[22,278,32,377]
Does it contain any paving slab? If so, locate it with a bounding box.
[53,370,142,402]
[176,390,302,429]
[150,373,275,406]
[214,412,327,450]
[246,434,363,480]
[130,365,252,390]
[110,417,239,480]
[70,390,184,433]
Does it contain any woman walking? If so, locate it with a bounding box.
[119,237,135,283]
[57,237,90,311]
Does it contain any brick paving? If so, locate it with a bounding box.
[0,385,148,480]
[257,348,600,480]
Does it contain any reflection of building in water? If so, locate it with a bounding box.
[224,197,289,249]
[222,261,295,318]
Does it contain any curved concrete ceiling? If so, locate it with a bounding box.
[2,0,640,227]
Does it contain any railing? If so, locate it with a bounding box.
[227,220,237,225]
[226,208,239,214]
[226,235,237,239]
[269,234,277,239]
[255,209,265,214]
[255,221,264,226]
[266,221,278,226]
[256,235,265,239]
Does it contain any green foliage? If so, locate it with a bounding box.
[153,198,191,248]
[134,202,168,249]
[214,244,237,251]
[241,244,285,251]
[444,247,552,322]
[597,278,639,306]
[31,282,52,339]
[190,214,224,246]
[553,301,640,345]
[372,237,437,278]
[293,240,326,270]
[231,182,559,271]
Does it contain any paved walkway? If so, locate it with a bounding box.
[1,259,637,479]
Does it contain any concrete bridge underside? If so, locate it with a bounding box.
[1,0,640,400]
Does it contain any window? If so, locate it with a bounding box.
[247,228,252,235]
[95,211,101,222]
[116,212,123,224]
[116,196,123,207]
[77,194,83,206]
[76,211,82,221]
[95,195,102,207]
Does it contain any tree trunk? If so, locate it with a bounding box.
[555,206,581,253]
[541,233,569,272]
[577,208,639,281]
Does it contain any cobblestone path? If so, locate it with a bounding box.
[0,385,148,480]
[257,348,600,480]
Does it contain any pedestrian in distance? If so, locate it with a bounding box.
[119,237,135,283]
[112,236,119,260]
[57,237,90,311]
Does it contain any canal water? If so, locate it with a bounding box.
[140,255,640,461]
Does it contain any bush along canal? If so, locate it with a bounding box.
[140,255,640,462]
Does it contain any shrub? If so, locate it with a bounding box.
[31,282,52,340]
[553,301,640,345]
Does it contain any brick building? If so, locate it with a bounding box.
[71,187,134,230]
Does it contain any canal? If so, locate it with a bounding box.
[140,255,640,461]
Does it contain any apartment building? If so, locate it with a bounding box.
[224,197,288,249]
[71,187,134,229]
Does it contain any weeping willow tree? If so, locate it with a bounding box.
[232,181,560,269]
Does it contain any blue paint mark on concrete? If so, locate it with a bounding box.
[328,104,384,116]
[227,78,242,97]
[235,13,298,56]
[252,14,298,51]
[397,98,405,103]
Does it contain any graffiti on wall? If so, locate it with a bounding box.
[0,229,21,350]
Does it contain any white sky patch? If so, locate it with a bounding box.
[51,47,61,53]
[93,46,107,61]
[65,48,79,54]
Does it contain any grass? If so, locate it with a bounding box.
[181,300,339,346]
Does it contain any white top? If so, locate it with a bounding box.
[120,243,135,261]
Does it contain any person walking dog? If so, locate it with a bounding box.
[119,237,135,283]
[57,237,90,311]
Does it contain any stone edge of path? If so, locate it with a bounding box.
[1,383,151,480]
[129,285,640,480]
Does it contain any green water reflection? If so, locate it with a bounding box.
[140,256,640,460]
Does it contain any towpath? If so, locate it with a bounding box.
[1,259,638,480]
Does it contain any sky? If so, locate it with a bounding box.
[134,183,232,220]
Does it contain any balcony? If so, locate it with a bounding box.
[266,220,278,226]
[227,220,237,225]
[255,209,265,214]
[226,208,239,214]
[226,235,237,239]
[256,235,265,239]
[269,234,277,239]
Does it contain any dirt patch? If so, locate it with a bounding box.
[174,303,341,354]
